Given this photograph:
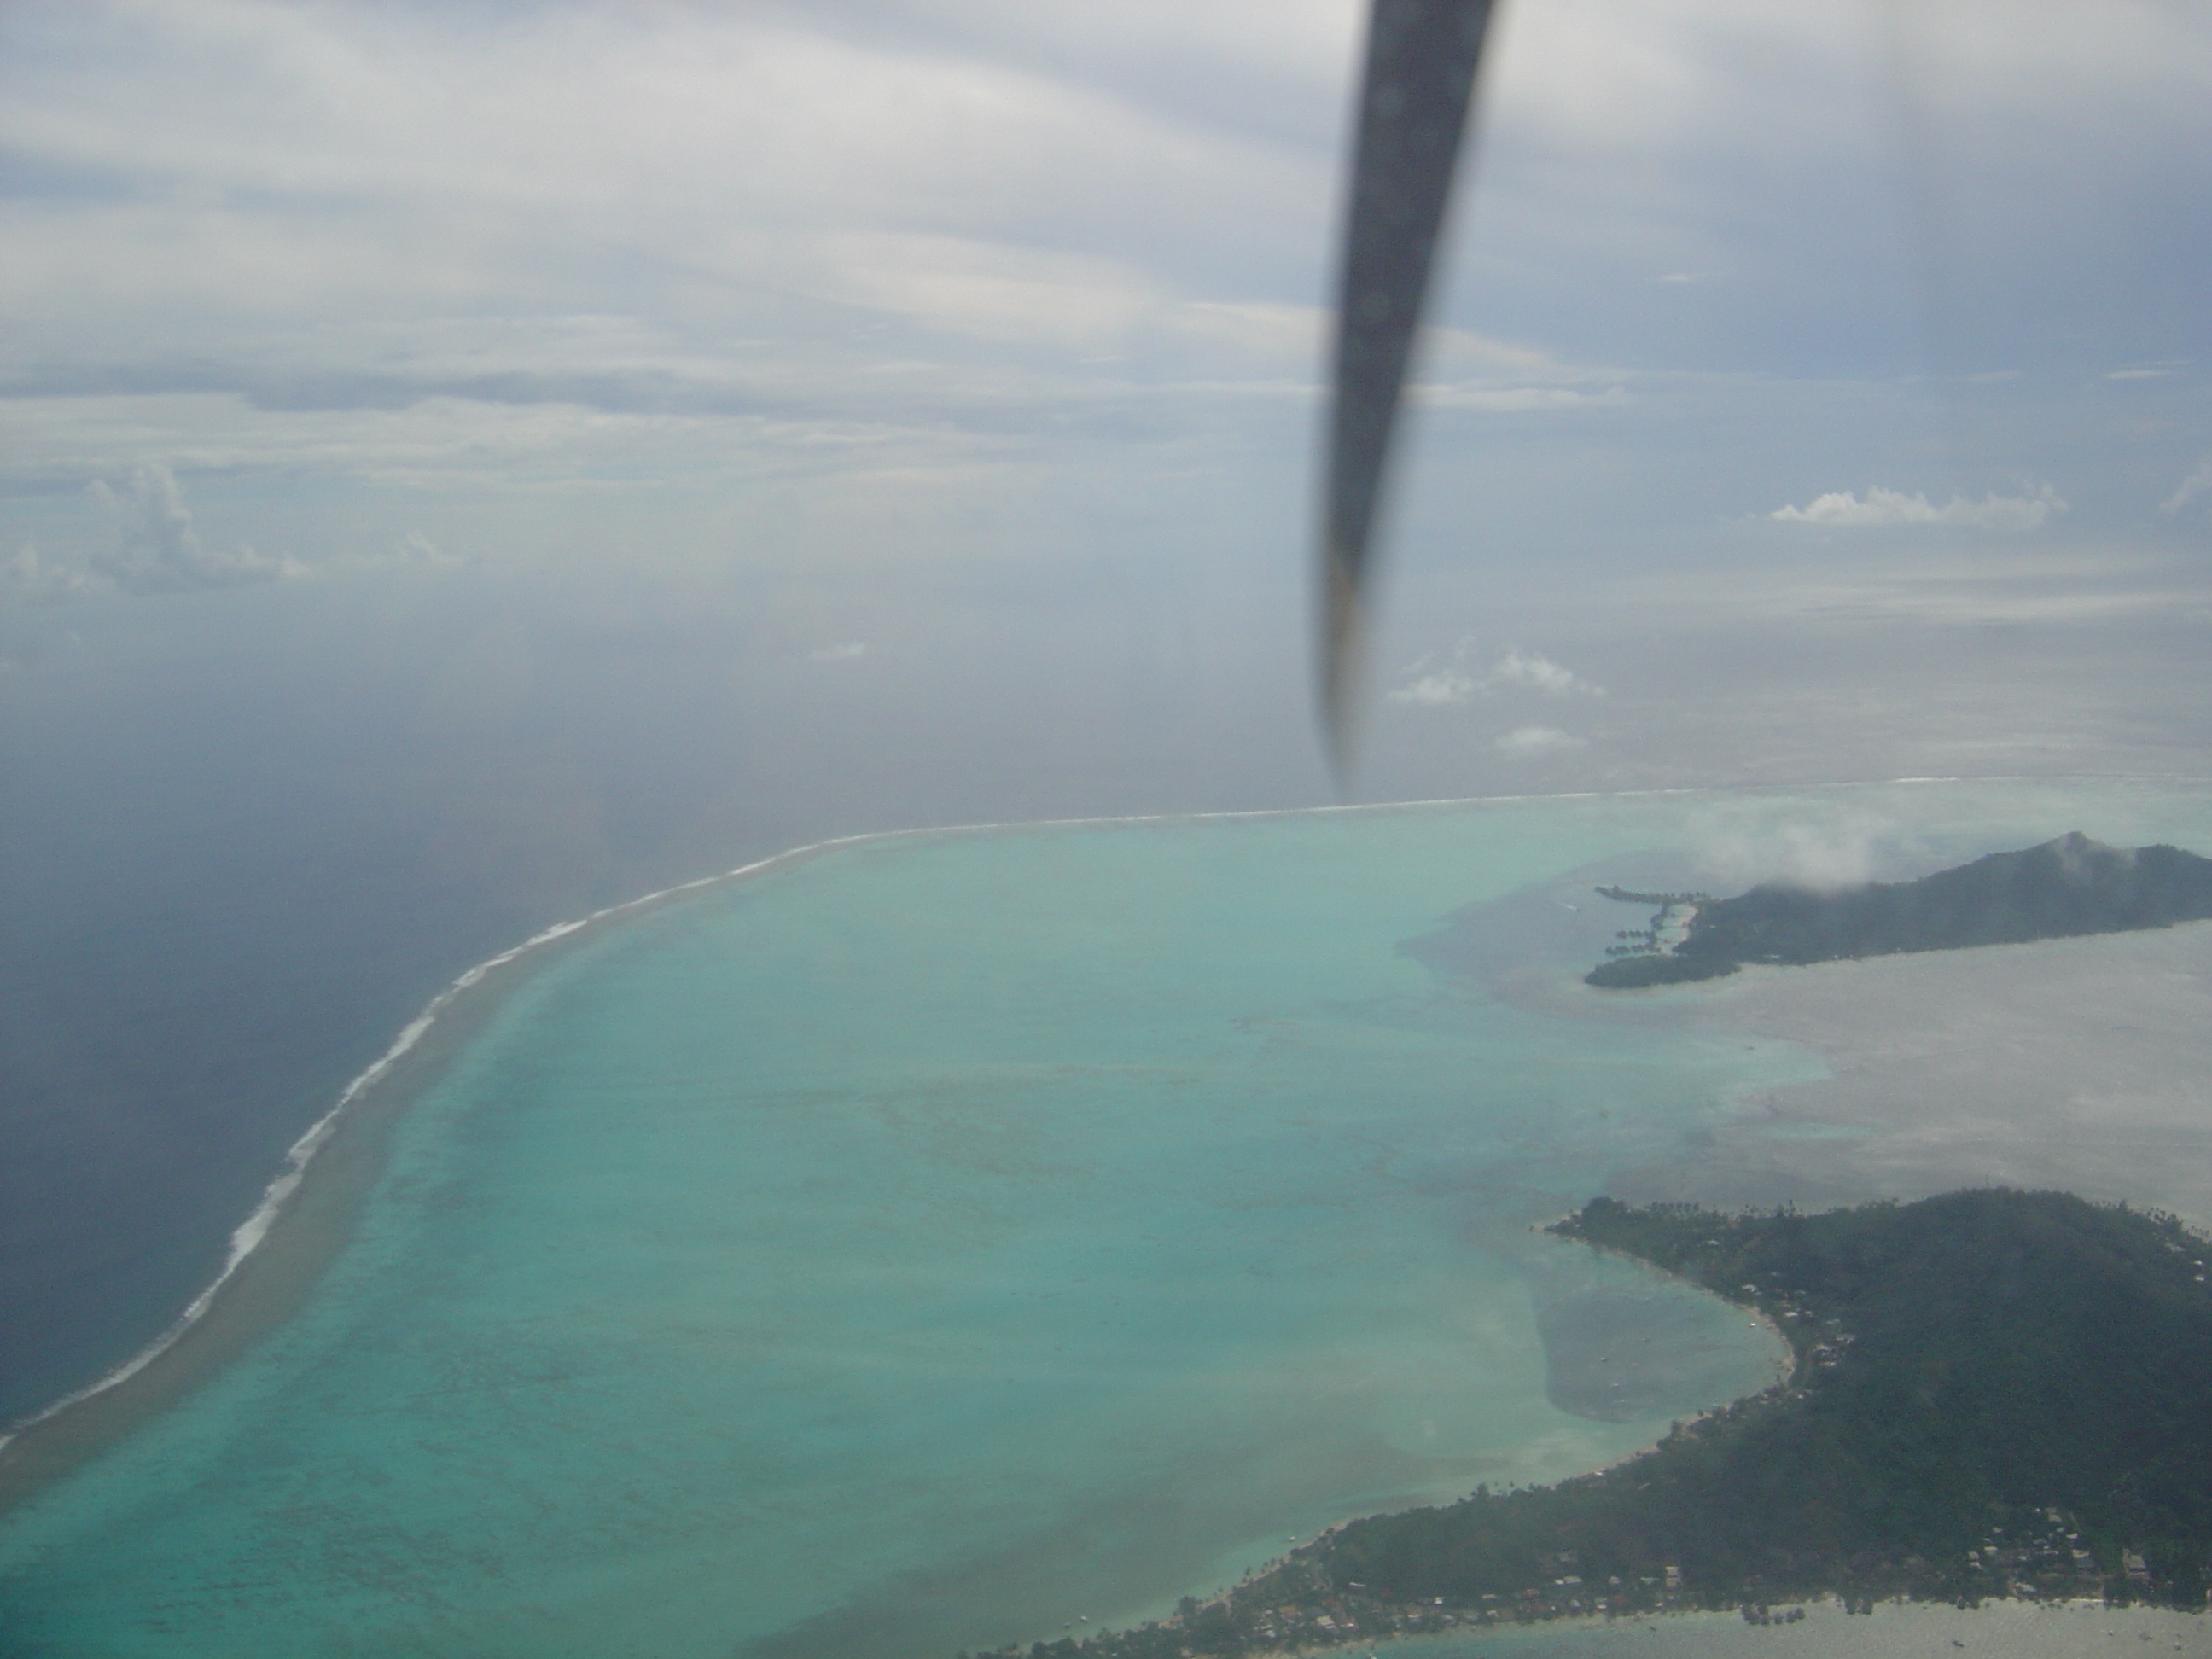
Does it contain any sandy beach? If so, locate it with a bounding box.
[0,907,594,1513]
[1363,1594,2211,1658]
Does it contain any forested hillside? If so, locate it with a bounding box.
[1590,834,2212,987]
[975,1190,2212,1658]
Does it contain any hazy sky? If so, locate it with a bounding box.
[4,0,2211,822]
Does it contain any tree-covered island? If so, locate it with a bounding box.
[963,1189,2212,1659]
[1587,832,2212,988]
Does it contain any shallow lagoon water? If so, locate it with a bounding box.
[5,785,2208,1658]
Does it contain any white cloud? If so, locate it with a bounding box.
[3,543,107,602]
[1688,807,1909,892]
[393,530,448,566]
[2,467,458,601]
[1487,647,1602,696]
[1388,642,1604,705]
[810,642,869,662]
[1388,667,1481,706]
[2163,457,2212,517]
[2,464,306,599]
[1496,725,1588,758]
[1770,483,2065,532]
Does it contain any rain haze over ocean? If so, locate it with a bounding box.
[3,3,2211,1655]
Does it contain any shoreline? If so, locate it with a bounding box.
[3,771,2204,1515]
[1223,1592,2207,1659]
[1534,1214,1798,1391]
[0,832,850,1514]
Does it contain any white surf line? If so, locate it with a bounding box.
[9,771,2210,1452]
[0,830,929,1451]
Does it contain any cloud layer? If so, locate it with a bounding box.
[2163,458,2212,518]
[1495,725,1588,758]
[1388,643,1604,706]
[1770,484,2066,532]
[7,0,2199,501]
[3,466,457,600]
[1,0,2205,769]
[4,466,301,599]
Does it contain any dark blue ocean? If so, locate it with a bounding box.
[0,588,696,1423]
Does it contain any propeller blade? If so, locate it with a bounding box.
[1320,0,1499,769]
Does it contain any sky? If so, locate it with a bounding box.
[2,0,2212,1430]
[4,0,2211,815]
[0,0,2210,882]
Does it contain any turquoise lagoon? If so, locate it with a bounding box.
[6,783,2206,1658]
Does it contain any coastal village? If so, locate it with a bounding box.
[959,1503,2140,1659]
[1593,884,1709,963]
[963,1190,2212,1659]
